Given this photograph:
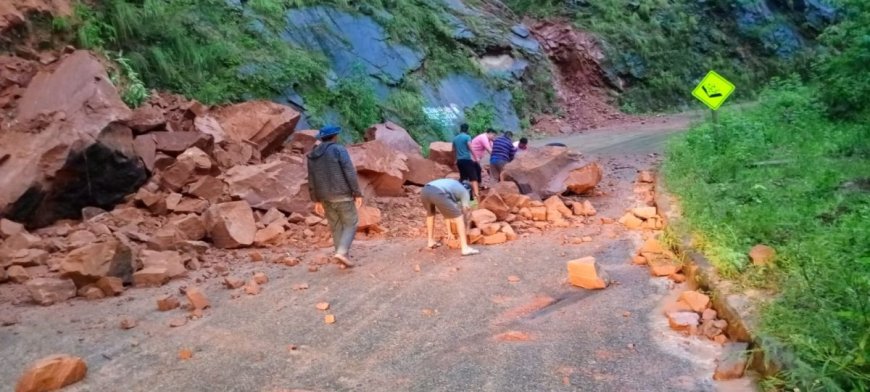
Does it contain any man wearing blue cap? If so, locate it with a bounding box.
[307,126,362,268]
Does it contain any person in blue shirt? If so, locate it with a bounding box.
[489,131,517,182]
[421,178,479,256]
[451,123,480,200]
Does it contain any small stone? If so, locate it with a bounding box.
[632,206,657,220]
[157,295,180,311]
[702,309,718,321]
[7,265,29,283]
[15,354,87,392]
[252,272,268,285]
[507,275,521,283]
[308,265,319,272]
[483,232,508,245]
[169,318,188,328]
[249,251,264,262]
[185,287,210,310]
[95,277,124,296]
[632,255,647,265]
[493,331,531,341]
[0,218,25,238]
[292,283,309,290]
[566,257,610,290]
[669,273,687,283]
[119,316,137,330]
[244,280,261,295]
[667,311,700,332]
[748,244,776,266]
[678,290,711,313]
[223,277,245,289]
[78,285,105,300]
[324,314,336,324]
[315,302,330,311]
[178,348,193,360]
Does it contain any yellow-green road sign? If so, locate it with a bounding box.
[692,71,735,110]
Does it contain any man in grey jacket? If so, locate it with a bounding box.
[307,126,362,268]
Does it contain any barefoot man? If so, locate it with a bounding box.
[422,178,479,256]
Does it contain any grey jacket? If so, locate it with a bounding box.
[307,142,362,202]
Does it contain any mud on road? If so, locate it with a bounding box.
[0,122,749,392]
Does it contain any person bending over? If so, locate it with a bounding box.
[421,178,479,256]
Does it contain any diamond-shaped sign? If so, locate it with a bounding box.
[692,71,735,111]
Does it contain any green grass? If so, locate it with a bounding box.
[663,79,870,390]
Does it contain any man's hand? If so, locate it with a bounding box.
[354,197,363,208]
[314,202,325,217]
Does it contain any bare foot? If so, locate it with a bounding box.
[333,254,354,268]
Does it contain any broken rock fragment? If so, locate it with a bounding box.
[157,295,180,311]
[25,278,77,306]
[667,311,700,333]
[60,239,134,288]
[185,287,210,310]
[15,354,87,392]
[678,290,711,313]
[566,257,610,289]
[713,342,750,380]
[95,276,124,296]
[204,201,256,249]
[748,244,776,266]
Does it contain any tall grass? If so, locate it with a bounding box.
[664,80,869,390]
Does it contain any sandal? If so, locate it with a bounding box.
[332,254,354,268]
[461,248,480,256]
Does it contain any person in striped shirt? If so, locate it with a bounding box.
[489,131,517,182]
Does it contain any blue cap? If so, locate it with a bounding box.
[317,125,341,140]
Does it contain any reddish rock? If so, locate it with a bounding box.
[60,240,134,288]
[0,218,24,238]
[25,278,76,306]
[483,232,507,245]
[6,265,29,283]
[669,273,687,283]
[648,258,679,277]
[480,193,510,221]
[159,157,197,192]
[678,290,711,312]
[502,146,586,198]
[119,316,137,330]
[632,206,657,220]
[212,141,257,169]
[78,285,105,300]
[0,51,138,227]
[700,319,727,339]
[169,318,188,328]
[260,208,285,226]
[702,309,718,321]
[481,224,500,236]
[544,195,573,217]
[357,205,382,231]
[252,272,268,285]
[564,162,603,195]
[530,206,547,221]
[211,100,300,155]
[95,276,124,296]
[470,209,497,228]
[15,354,87,392]
[156,295,180,311]
[171,214,206,242]
[347,140,409,197]
[126,105,165,133]
[639,237,666,254]
[566,257,610,289]
[133,267,171,287]
[254,223,285,247]
[205,201,256,249]
[427,142,455,167]
[185,175,224,203]
[178,348,193,360]
[66,230,98,249]
[288,129,318,154]
[224,276,245,289]
[3,231,43,251]
[364,122,421,156]
[1,249,48,269]
[139,250,187,279]
[572,200,597,216]
[748,244,776,266]
[224,160,310,214]
[185,287,210,310]
[713,342,749,380]
[494,331,532,341]
[193,114,225,143]
[404,155,451,186]
[149,131,213,156]
[618,213,643,229]
[467,228,483,244]
[244,280,261,295]
[667,311,700,332]
[501,224,517,241]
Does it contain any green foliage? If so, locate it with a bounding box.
[464,103,496,135]
[814,0,870,118]
[504,0,810,113]
[109,51,148,107]
[664,78,870,390]
[306,70,382,142]
[68,0,327,105]
[383,83,449,149]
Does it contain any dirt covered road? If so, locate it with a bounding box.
[0,120,745,392]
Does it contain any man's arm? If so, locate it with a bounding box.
[307,159,318,202]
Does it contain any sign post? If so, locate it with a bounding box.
[692,70,735,124]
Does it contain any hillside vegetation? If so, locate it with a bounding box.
[664,0,869,390]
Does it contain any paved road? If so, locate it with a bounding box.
[0,121,753,392]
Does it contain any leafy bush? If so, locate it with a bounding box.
[814,0,870,118]
[464,103,496,136]
[664,78,870,390]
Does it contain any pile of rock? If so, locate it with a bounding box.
[631,236,685,282]
[664,290,731,344]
